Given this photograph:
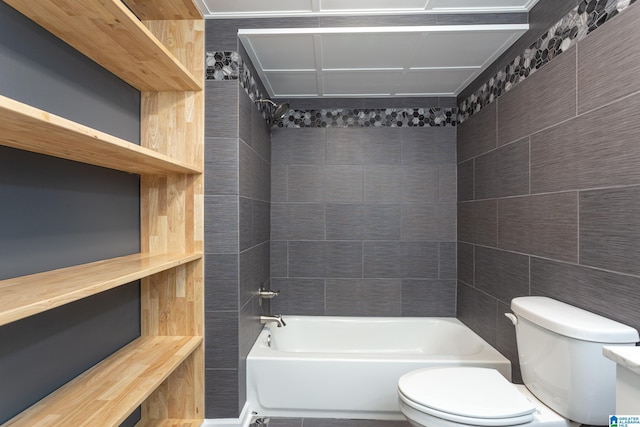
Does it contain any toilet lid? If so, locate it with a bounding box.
[398,367,536,421]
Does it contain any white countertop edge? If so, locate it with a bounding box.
[604,346,640,375]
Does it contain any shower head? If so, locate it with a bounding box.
[256,99,290,120]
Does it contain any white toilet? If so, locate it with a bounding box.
[398,296,640,427]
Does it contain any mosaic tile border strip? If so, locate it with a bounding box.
[206,55,457,128]
[274,107,456,128]
[206,51,273,120]
[458,0,637,123]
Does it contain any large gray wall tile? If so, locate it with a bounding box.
[270,241,287,278]
[457,159,474,202]
[253,200,270,245]
[271,203,325,241]
[289,166,364,203]
[457,200,497,246]
[401,166,440,202]
[271,165,288,202]
[364,166,403,202]
[475,246,529,304]
[205,311,238,369]
[475,138,529,199]
[439,164,458,202]
[457,101,496,162]
[205,369,239,418]
[326,127,401,165]
[239,142,265,200]
[457,243,474,285]
[497,47,577,146]
[326,204,401,240]
[363,242,439,278]
[498,193,577,262]
[530,95,640,194]
[439,242,457,279]
[239,197,253,252]
[271,128,326,165]
[578,3,640,113]
[205,81,239,138]
[401,127,456,165]
[402,279,456,316]
[204,196,239,254]
[270,279,326,315]
[326,279,402,316]
[531,257,640,332]
[457,281,497,346]
[205,254,239,311]
[401,203,456,241]
[289,241,363,278]
[580,186,640,276]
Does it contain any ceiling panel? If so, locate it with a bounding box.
[265,71,319,96]
[321,33,420,70]
[410,30,524,68]
[323,70,400,96]
[239,24,527,98]
[245,34,317,70]
[398,69,478,95]
[426,0,538,12]
[319,0,429,12]
[198,0,539,16]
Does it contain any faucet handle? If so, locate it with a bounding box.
[258,287,280,306]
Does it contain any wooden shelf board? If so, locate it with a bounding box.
[4,0,202,92]
[124,0,203,20]
[0,95,202,175]
[3,336,203,427]
[136,420,203,427]
[0,252,203,327]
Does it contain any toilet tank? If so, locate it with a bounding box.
[511,297,639,425]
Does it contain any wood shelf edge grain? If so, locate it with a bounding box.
[0,95,202,175]
[0,252,203,327]
[4,0,202,92]
[124,0,203,20]
[135,419,204,427]
[2,336,203,427]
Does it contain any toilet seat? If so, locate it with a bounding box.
[398,367,536,426]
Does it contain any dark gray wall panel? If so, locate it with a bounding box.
[326,279,402,316]
[580,186,640,276]
[0,283,140,423]
[457,200,497,246]
[475,246,529,304]
[530,94,640,194]
[270,279,326,315]
[401,279,456,317]
[0,147,140,279]
[475,138,529,199]
[457,243,474,286]
[497,193,578,262]
[456,281,497,346]
[578,0,640,114]
[0,2,140,143]
[457,102,496,162]
[531,258,640,333]
[497,46,577,146]
[457,160,474,202]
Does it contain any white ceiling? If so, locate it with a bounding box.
[199,0,537,99]
[197,0,539,17]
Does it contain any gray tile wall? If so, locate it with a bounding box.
[456,2,640,382]
[271,126,457,317]
[204,80,271,418]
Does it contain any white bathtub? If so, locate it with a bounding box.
[247,316,511,420]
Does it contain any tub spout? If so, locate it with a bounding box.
[260,314,286,327]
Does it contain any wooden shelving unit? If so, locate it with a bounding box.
[0,252,202,328]
[0,0,205,425]
[3,336,202,427]
[0,95,201,175]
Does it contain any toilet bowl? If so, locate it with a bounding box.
[397,297,640,427]
[398,367,570,427]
